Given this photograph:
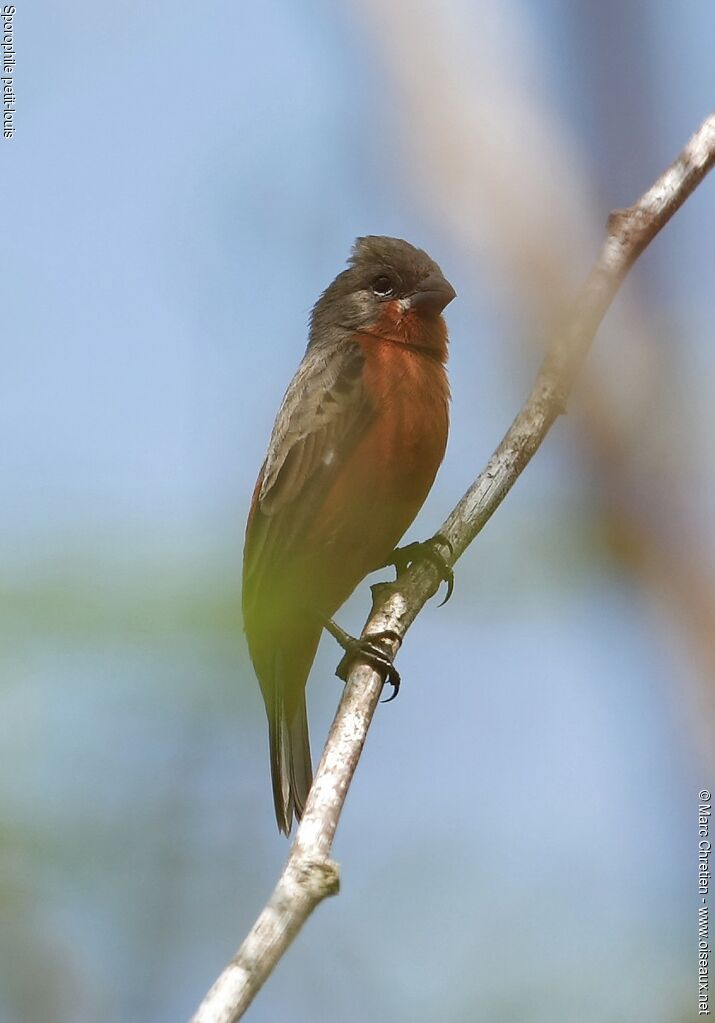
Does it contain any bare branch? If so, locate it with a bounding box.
[190,111,715,1023]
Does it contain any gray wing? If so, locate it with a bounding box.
[243,339,374,589]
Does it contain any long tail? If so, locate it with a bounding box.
[268,688,313,835]
[246,621,320,835]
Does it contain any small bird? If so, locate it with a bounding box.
[243,236,456,833]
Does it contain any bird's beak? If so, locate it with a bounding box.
[407,273,457,315]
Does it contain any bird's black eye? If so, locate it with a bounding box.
[371,274,394,298]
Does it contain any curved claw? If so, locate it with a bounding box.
[422,537,454,606]
[437,573,454,607]
[380,674,401,703]
[385,533,454,604]
[334,633,402,702]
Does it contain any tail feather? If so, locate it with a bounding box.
[244,601,319,834]
[269,691,313,834]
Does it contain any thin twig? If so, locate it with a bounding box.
[190,111,715,1023]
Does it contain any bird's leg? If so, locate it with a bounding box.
[321,616,402,703]
[381,531,454,605]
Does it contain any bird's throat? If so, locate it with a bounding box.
[359,300,448,363]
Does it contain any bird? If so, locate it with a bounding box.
[242,235,456,834]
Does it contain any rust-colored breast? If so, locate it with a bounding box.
[356,333,449,504]
[303,330,450,611]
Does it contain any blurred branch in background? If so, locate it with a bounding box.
[357,0,715,771]
[190,110,715,1023]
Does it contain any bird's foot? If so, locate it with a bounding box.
[383,532,454,605]
[323,618,402,702]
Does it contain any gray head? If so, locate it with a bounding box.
[309,236,455,344]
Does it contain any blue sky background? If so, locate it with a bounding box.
[2,3,714,1021]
